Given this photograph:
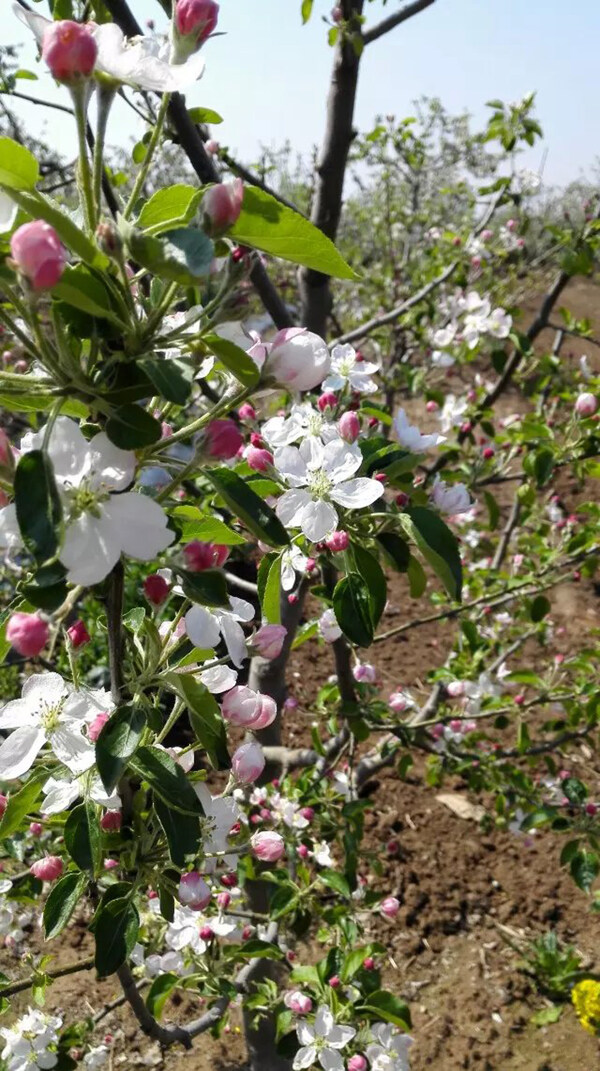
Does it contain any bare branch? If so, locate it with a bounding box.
[0,957,95,999]
[491,494,521,571]
[363,0,436,46]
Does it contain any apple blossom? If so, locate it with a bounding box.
[87,712,110,743]
[292,1005,356,1071]
[231,741,265,784]
[380,896,400,918]
[318,392,338,412]
[179,871,211,911]
[431,476,472,515]
[175,0,220,47]
[285,991,313,1015]
[41,19,97,83]
[245,445,274,472]
[319,608,342,643]
[394,408,445,452]
[338,410,361,443]
[325,530,349,552]
[575,392,598,417]
[263,403,340,450]
[202,179,244,235]
[238,402,256,421]
[264,328,331,392]
[10,221,67,291]
[184,596,255,667]
[323,344,379,394]
[30,856,63,882]
[253,624,287,659]
[101,810,122,832]
[366,1023,414,1071]
[42,772,119,816]
[204,418,244,459]
[347,1056,368,1071]
[251,830,285,861]
[353,663,377,684]
[0,1008,62,1071]
[388,691,414,714]
[6,613,48,658]
[275,439,384,543]
[221,685,277,729]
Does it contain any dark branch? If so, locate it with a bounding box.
[363,0,436,45]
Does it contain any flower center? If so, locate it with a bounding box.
[40,699,66,733]
[306,412,324,435]
[337,355,355,377]
[66,481,108,521]
[308,471,333,500]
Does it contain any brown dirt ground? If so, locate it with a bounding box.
[2,280,600,1070]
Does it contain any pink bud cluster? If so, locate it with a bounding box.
[221,685,277,729]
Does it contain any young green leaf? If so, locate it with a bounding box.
[333,572,374,647]
[64,802,101,874]
[43,872,87,940]
[105,405,162,449]
[94,897,140,977]
[0,137,39,189]
[130,746,204,815]
[206,467,289,547]
[96,704,147,795]
[137,185,202,235]
[402,507,462,601]
[14,450,62,564]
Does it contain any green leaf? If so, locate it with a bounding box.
[402,507,462,600]
[0,137,39,189]
[137,185,202,235]
[6,188,107,268]
[262,554,282,625]
[96,704,147,795]
[202,332,260,388]
[123,224,214,284]
[187,106,224,125]
[43,872,87,940]
[130,746,203,815]
[14,450,62,564]
[301,0,313,22]
[154,798,201,867]
[171,507,245,545]
[53,266,124,326]
[0,775,44,839]
[333,572,373,647]
[105,405,162,448]
[570,849,599,893]
[94,897,140,977]
[64,802,101,874]
[233,938,284,959]
[21,562,68,612]
[179,566,229,607]
[530,1004,562,1026]
[530,594,551,622]
[206,467,289,547]
[168,673,230,770]
[137,358,192,406]
[0,388,87,419]
[360,989,412,1030]
[483,490,500,530]
[320,869,351,898]
[407,556,426,598]
[146,972,179,1019]
[228,186,357,280]
[352,545,386,628]
[376,532,410,572]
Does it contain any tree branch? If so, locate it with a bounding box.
[363,0,436,46]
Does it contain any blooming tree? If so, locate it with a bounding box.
[0,1,598,1069]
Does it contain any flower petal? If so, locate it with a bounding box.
[319,1049,345,1071]
[42,777,80,814]
[51,725,94,774]
[327,1024,356,1048]
[103,493,173,559]
[0,725,45,780]
[299,499,338,543]
[185,606,221,649]
[0,699,37,730]
[330,478,384,509]
[89,432,135,492]
[276,489,312,529]
[273,446,308,486]
[293,1045,317,1069]
[314,1005,334,1038]
[0,504,23,550]
[217,613,247,669]
[60,512,122,586]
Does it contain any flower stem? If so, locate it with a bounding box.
[71,84,96,232]
[93,84,117,216]
[123,93,171,221]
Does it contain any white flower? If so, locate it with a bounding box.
[166,904,240,954]
[431,476,471,515]
[323,345,379,395]
[394,409,445,452]
[1,1007,62,1071]
[0,191,17,235]
[271,793,309,830]
[0,894,31,947]
[486,307,512,339]
[430,349,455,368]
[13,7,206,92]
[312,841,334,867]
[462,294,491,350]
[0,673,112,781]
[262,404,340,450]
[198,663,238,693]
[318,608,342,643]
[432,324,457,349]
[438,394,468,433]
[292,1005,355,1071]
[83,1046,110,1070]
[274,439,384,543]
[195,782,240,869]
[4,417,173,586]
[42,773,120,815]
[366,1022,414,1071]
[281,545,310,591]
[184,596,255,668]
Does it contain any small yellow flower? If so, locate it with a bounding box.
[572,979,600,1035]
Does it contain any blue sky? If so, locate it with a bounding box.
[5,0,599,187]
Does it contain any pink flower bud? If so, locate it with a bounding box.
[251,830,285,862]
[425,400,438,413]
[585,803,598,817]
[231,741,265,784]
[245,445,273,472]
[238,402,256,421]
[205,418,243,460]
[216,891,231,910]
[264,328,331,392]
[10,221,67,291]
[242,925,254,939]
[87,713,109,743]
[481,229,493,242]
[338,410,361,443]
[0,430,13,474]
[575,392,598,418]
[329,975,341,988]
[6,612,48,658]
[386,838,400,856]
[348,1057,368,1071]
[30,856,63,882]
[446,681,465,698]
[482,446,495,460]
[220,873,237,888]
[104,859,119,870]
[380,895,400,919]
[221,686,277,729]
[471,256,482,270]
[284,696,299,711]
[206,139,220,155]
[284,990,313,1014]
[297,844,309,859]
[317,392,337,412]
[29,822,43,836]
[202,179,244,235]
[183,540,229,571]
[388,691,410,713]
[506,218,517,232]
[353,663,377,684]
[143,573,170,606]
[67,619,90,649]
[199,924,214,940]
[363,957,375,970]
[175,0,220,44]
[179,871,211,911]
[161,422,173,439]
[101,811,122,832]
[253,624,287,659]
[299,807,314,822]
[325,530,349,553]
[41,20,97,83]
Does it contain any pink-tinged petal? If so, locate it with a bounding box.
[0,725,45,780]
[299,499,338,543]
[330,478,384,509]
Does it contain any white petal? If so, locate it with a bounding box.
[22,417,89,485]
[103,493,173,559]
[0,726,45,779]
[0,191,17,234]
[217,613,248,668]
[199,665,237,693]
[319,1049,344,1071]
[327,1025,356,1048]
[51,725,94,774]
[330,478,384,509]
[0,504,23,550]
[315,1006,334,1038]
[299,437,324,471]
[22,673,67,705]
[323,441,362,482]
[299,499,338,543]
[0,699,37,730]
[293,1045,317,1070]
[276,489,312,529]
[273,446,308,486]
[42,778,80,814]
[12,3,50,45]
[61,512,122,586]
[88,433,135,492]
[228,596,255,623]
[185,606,221,649]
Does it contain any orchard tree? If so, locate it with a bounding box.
[0,2,598,1070]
